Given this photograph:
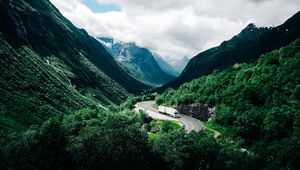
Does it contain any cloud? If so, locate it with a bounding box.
[50,0,300,65]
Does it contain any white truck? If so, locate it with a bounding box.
[158,106,179,118]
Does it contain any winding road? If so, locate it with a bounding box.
[135,100,203,133]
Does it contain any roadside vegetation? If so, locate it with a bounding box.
[156,39,300,169]
[0,107,256,170]
[1,40,299,170]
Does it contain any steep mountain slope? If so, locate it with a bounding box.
[0,0,149,129]
[161,11,300,90]
[157,38,300,170]
[98,37,175,86]
[152,53,180,77]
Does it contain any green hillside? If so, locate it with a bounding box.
[156,39,300,169]
[0,0,149,129]
[161,11,300,90]
[0,0,299,169]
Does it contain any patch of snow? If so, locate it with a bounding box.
[97,39,113,48]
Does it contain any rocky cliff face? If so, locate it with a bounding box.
[98,37,175,86]
[152,53,180,77]
[176,104,215,121]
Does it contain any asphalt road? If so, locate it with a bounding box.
[135,100,203,133]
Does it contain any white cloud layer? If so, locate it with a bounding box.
[50,0,300,65]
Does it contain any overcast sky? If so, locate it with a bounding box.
[50,0,300,64]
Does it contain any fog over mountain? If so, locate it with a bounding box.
[51,0,300,64]
[1,1,300,169]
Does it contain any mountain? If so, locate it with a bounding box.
[161,11,300,90]
[152,53,180,77]
[98,37,175,86]
[0,0,149,129]
[172,56,189,73]
[156,38,300,170]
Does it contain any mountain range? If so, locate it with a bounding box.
[0,0,299,169]
[0,0,149,128]
[161,11,300,90]
[152,53,180,77]
[98,37,175,86]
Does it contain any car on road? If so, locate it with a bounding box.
[158,106,180,118]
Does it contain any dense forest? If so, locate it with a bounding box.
[0,106,257,170]
[0,0,299,170]
[156,39,300,169]
[0,0,150,129]
[1,39,299,170]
